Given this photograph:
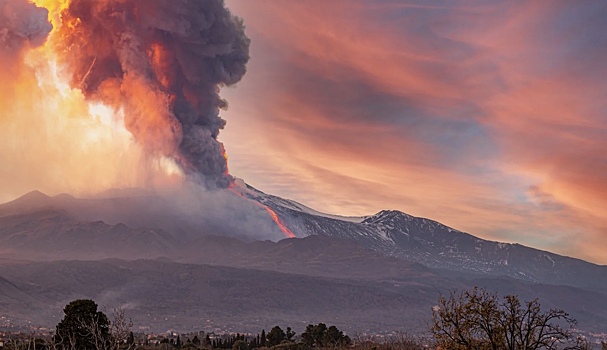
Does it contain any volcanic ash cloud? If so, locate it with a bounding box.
[51,0,250,189]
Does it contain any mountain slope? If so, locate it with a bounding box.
[3,187,607,295]
[238,184,607,293]
[0,209,177,260]
[179,234,440,283]
[2,188,607,335]
[0,259,445,333]
[1,258,607,334]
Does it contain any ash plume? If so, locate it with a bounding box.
[0,0,51,54]
[53,0,250,189]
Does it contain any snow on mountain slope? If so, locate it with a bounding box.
[244,185,607,293]
[230,178,366,224]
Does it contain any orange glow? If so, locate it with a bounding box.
[32,0,70,28]
[148,43,174,90]
[222,146,230,175]
[228,182,296,239]
[3,0,606,263]
[0,0,186,202]
[263,205,297,239]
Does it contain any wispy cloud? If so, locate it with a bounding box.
[223,0,607,263]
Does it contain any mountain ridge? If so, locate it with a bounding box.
[2,188,606,293]
[1,188,607,336]
[234,187,607,292]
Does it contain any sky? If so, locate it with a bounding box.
[219,0,607,263]
[0,0,606,264]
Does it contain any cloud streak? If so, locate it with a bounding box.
[222,0,607,263]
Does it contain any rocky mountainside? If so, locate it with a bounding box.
[2,187,607,335]
[2,187,607,293]
[242,185,607,293]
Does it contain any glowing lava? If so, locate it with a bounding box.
[262,205,296,239]
[228,182,296,239]
[223,151,294,239]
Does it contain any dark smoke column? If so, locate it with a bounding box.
[54,0,249,189]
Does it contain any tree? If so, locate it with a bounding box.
[302,323,327,348]
[286,327,296,342]
[55,299,111,350]
[266,326,286,347]
[322,326,350,348]
[431,287,580,350]
[301,323,349,348]
[206,334,212,347]
[127,331,135,348]
[260,330,266,347]
[233,340,250,350]
[192,335,201,346]
[109,307,134,350]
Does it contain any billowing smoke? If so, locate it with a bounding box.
[52,0,250,189]
[0,0,51,58]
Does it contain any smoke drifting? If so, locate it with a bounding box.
[0,0,51,54]
[52,0,250,189]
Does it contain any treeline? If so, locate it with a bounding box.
[207,325,298,349]
[3,288,607,350]
[205,323,350,350]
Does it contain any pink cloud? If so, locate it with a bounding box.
[222,0,607,262]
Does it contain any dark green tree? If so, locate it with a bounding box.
[301,323,349,348]
[206,334,212,347]
[55,299,110,350]
[127,331,135,347]
[302,323,327,348]
[322,326,350,348]
[266,326,286,347]
[260,330,266,347]
[192,335,201,346]
[286,327,295,342]
[233,340,250,350]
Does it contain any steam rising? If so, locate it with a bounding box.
[52,0,250,189]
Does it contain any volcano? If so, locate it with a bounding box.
[1,182,607,335]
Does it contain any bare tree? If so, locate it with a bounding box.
[431,287,581,350]
[75,306,135,350]
[78,314,111,350]
[46,332,66,350]
[108,307,135,350]
[3,333,48,350]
